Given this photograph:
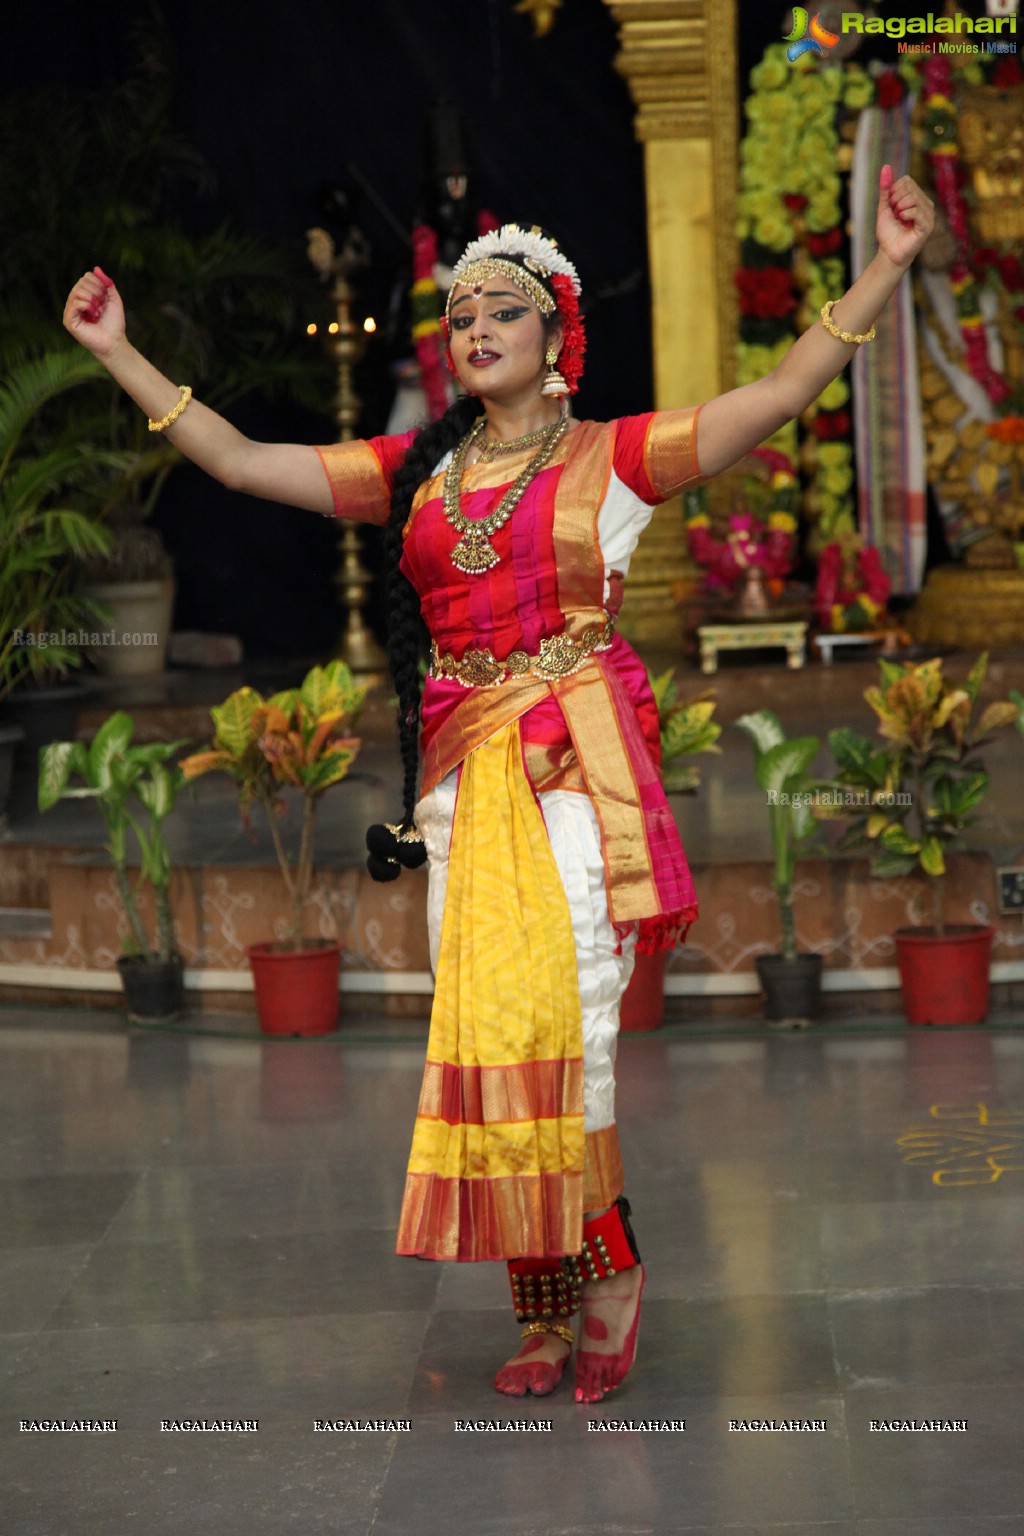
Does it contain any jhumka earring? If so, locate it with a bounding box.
[540,345,569,397]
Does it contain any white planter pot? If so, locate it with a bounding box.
[83,579,175,677]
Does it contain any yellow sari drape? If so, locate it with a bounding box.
[395,720,585,1261]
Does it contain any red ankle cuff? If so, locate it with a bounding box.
[580,1196,641,1281]
[507,1258,582,1323]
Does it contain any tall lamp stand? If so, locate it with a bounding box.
[307,225,388,676]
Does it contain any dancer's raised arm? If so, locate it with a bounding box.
[695,165,934,478]
[63,267,334,515]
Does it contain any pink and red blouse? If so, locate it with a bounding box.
[317,409,704,949]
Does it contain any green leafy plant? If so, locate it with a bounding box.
[648,668,721,792]
[180,662,366,946]
[0,24,331,582]
[0,351,127,702]
[825,655,1021,930]
[38,712,187,961]
[735,709,823,962]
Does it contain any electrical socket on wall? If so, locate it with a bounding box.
[997,869,1024,914]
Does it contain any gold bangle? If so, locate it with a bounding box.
[148,385,193,433]
[820,300,875,346]
[521,1321,575,1347]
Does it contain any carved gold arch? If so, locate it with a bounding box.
[602,0,740,647]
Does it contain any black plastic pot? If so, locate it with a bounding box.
[116,953,186,1023]
[0,723,25,825]
[755,952,823,1029]
[4,680,85,764]
[2,682,86,820]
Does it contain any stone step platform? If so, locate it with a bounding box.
[4,651,1024,1019]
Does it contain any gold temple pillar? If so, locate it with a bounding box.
[603,0,739,648]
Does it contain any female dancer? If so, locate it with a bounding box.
[64,166,933,1403]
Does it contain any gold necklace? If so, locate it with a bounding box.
[443,409,569,574]
[475,421,557,461]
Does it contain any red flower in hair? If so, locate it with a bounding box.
[550,272,586,394]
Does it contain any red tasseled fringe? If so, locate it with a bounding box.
[622,906,699,957]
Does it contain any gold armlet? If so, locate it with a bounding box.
[148,385,193,433]
[820,300,875,346]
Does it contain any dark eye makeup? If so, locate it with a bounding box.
[452,306,530,330]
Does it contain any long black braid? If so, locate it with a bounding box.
[365,394,483,881]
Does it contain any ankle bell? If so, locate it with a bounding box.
[579,1196,641,1282]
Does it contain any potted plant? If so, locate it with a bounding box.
[0,350,124,821]
[620,671,720,1031]
[180,661,365,1037]
[825,654,1021,1026]
[0,47,332,677]
[38,711,188,1021]
[735,708,824,1028]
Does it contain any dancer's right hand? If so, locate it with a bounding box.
[63,267,125,357]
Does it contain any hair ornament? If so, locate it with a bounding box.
[451,223,581,296]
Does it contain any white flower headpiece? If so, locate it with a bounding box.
[451,223,581,297]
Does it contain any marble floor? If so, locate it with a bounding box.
[1,1004,1022,1534]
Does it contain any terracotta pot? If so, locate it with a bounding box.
[246,940,341,1037]
[620,949,667,1032]
[894,925,993,1027]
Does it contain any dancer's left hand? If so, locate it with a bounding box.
[876,165,935,271]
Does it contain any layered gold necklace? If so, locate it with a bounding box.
[442,408,569,575]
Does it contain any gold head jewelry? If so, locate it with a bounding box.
[448,257,555,319]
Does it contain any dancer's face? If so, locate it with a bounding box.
[448,278,559,401]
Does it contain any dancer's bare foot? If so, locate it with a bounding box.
[574,1264,645,1403]
[494,1330,572,1397]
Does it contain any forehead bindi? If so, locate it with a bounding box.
[450,282,534,310]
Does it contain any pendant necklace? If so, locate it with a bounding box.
[442,405,569,575]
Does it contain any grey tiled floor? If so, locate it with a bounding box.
[1,1007,1023,1533]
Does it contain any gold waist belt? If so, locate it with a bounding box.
[429,618,615,689]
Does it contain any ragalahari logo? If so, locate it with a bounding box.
[786,8,841,62]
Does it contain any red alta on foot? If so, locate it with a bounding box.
[494,1333,570,1397]
[574,1265,645,1403]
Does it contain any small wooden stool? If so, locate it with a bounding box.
[697,621,808,675]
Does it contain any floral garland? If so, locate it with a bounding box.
[732,43,858,550]
[411,223,451,421]
[814,536,891,632]
[921,55,1009,407]
[410,211,500,421]
[686,446,799,592]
